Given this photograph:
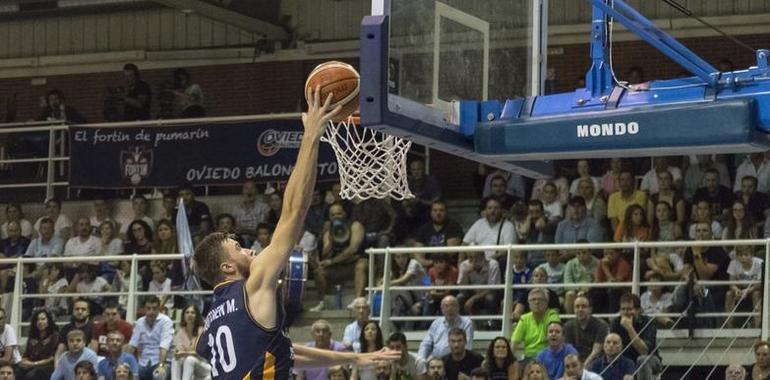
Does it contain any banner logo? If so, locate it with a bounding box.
[257,129,304,156]
[120,146,154,185]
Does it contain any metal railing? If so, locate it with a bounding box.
[0,121,70,199]
[368,239,770,341]
[0,253,213,332]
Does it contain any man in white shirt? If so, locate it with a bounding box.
[342,297,370,352]
[463,198,516,261]
[734,152,770,193]
[64,218,101,275]
[127,296,174,380]
[33,198,73,241]
[0,309,21,367]
[64,218,100,257]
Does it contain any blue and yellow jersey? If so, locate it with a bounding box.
[196,280,294,379]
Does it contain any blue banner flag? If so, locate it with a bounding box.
[177,198,204,310]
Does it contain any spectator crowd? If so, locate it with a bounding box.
[0,152,767,379]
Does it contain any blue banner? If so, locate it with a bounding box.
[69,119,338,188]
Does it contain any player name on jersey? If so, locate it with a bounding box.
[204,298,239,331]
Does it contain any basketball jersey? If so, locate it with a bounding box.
[196,280,294,380]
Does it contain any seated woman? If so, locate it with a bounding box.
[18,308,58,380]
[171,305,211,380]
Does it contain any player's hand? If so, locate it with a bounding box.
[302,85,342,141]
[355,347,401,367]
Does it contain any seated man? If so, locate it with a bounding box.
[441,328,483,380]
[609,294,660,380]
[586,333,635,380]
[387,332,427,379]
[342,297,370,352]
[511,288,561,363]
[414,200,463,249]
[463,197,516,263]
[456,251,501,321]
[126,296,174,380]
[50,329,99,380]
[554,196,605,250]
[563,295,608,367]
[25,217,64,258]
[536,322,577,380]
[427,358,447,380]
[295,319,346,380]
[310,202,368,311]
[90,302,133,357]
[418,296,473,361]
[97,330,138,380]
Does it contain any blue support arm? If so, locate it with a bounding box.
[590,0,719,86]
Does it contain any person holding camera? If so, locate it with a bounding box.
[310,202,367,312]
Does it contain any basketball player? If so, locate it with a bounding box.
[194,87,399,379]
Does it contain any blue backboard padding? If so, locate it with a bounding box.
[475,99,765,155]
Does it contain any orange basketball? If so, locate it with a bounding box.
[305,61,360,121]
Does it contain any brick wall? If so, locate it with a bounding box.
[1,33,767,198]
[549,33,770,92]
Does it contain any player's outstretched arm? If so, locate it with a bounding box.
[292,344,401,369]
[249,86,340,288]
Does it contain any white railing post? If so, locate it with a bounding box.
[9,259,23,332]
[762,239,770,340]
[368,250,375,312]
[632,240,640,295]
[501,244,514,338]
[45,126,56,200]
[380,247,393,339]
[126,255,139,322]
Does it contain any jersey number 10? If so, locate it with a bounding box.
[208,325,237,376]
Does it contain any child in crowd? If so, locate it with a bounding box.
[537,251,564,295]
[640,273,674,327]
[421,254,458,317]
[647,201,684,280]
[541,182,564,222]
[725,245,764,327]
[614,204,650,242]
[389,252,426,323]
[40,263,69,316]
[509,251,532,320]
[148,262,173,311]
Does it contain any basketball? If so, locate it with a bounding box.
[305,61,360,121]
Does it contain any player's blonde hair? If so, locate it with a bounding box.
[193,232,230,286]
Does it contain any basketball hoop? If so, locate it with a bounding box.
[322,115,414,200]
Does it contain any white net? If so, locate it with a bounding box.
[322,116,414,200]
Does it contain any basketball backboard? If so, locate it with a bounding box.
[362,0,553,177]
[361,0,770,175]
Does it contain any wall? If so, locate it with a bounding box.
[0,8,261,59]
